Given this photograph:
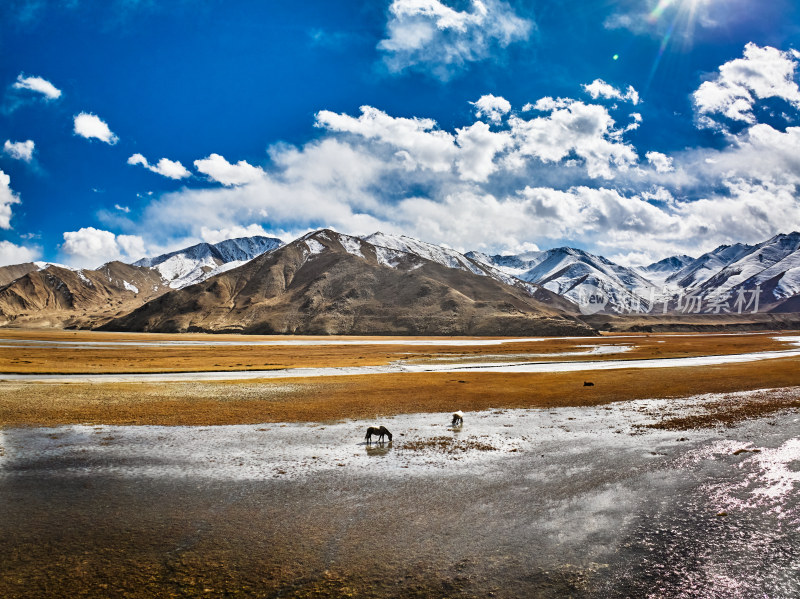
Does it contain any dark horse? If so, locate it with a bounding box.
[451,411,464,426]
[365,425,392,443]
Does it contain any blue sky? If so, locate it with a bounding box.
[1,0,800,268]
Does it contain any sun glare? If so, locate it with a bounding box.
[644,0,712,90]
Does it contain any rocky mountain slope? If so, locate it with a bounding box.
[101,230,594,336]
[0,262,168,328]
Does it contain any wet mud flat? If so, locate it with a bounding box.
[1,393,798,598]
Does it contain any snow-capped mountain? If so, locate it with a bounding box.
[636,255,695,286]
[690,232,800,305]
[7,228,800,329]
[664,243,755,291]
[361,232,543,295]
[135,235,284,288]
[469,247,657,313]
[103,228,592,335]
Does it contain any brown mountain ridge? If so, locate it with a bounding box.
[100,230,595,336]
[0,262,168,329]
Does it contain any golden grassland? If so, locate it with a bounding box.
[0,328,794,373]
[1,343,799,428]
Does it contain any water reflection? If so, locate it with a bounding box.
[365,441,392,457]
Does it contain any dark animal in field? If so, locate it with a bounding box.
[583,381,595,386]
[365,425,392,443]
[451,411,464,426]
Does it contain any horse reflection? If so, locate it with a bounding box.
[365,442,392,457]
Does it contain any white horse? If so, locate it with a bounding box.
[451,411,464,426]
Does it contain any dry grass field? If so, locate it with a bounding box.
[1,329,799,428]
[0,329,793,373]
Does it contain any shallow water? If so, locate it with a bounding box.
[4,337,800,383]
[0,391,798,598]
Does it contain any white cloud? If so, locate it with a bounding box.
[693,43,800,128]
[193,153,265,186]
[0,169,21,229]
[13,74,61,100]
[3,139,35,162]
[583,79,640,105]
[116,234,146,260]
[128,153,191,179]
[315,99,637,182]
[0,240,39,266]
[646,151,674,173]
[378,0,533,80]
[104,54,800,264]
[455,121,510,181]
[74,112,118,144]
[114,204,130,213]
[316,105,457,173]
[61,227,145,268]
[507,99,638,178]
[200,224,270,244]
[472,94,511,123]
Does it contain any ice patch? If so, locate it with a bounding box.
[123,281,138,294]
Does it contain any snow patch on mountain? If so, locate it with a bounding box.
[135,235,283,289]
[305,239,325,255]
[363,232,487,277]
[338,234,364,258]
[373,246,410,269]
[34,261,72,271]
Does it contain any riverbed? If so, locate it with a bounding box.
[1,389,798,598]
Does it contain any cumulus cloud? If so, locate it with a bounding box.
[315,99,636,182]
[12,74,61,100]
[193,153,265,186]
[74,112,118,144]
[107,49,800,264]
[316,105,457,173]
[126,91,648,256]
[583,79,640,105]
[127,153,191,179]
[646,151,674,173]
[693,43,800,129]
[472,94,512,123]
[0,240,39,266]
[378,0,533,80]
[0,169,21,229]
[3,139,35,162]
[200,224,271,244]
[455,121,511,181]
[61,227,146,268]
[508,99,638,178]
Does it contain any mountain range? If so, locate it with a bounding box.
[1,229,800,333]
